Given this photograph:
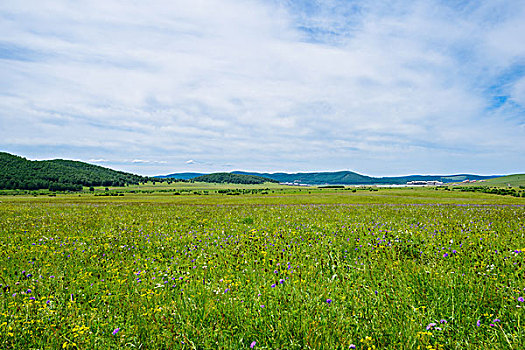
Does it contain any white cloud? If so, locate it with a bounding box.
[0,0,524,175]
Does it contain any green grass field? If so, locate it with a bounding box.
[481,174,525,187]
[1,185,524,349]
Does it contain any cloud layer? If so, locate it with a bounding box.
[1,0,524,176]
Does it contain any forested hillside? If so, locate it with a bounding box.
[193,173,278,184]
[232,171,498,185]
[0,152,151,191]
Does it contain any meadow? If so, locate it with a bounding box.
[0,185,524,349]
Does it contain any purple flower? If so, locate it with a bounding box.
[250,341,256,348]
[271,284,276,288]
[452,250,457,254]
[440,319,447,324]
[489,323,495,327]
[260,305,265,308]
[476,320,481,327]
[26,289,32,294]
[279,279,284,284]
[518,297,524,302]
[326,299,332,304]
[349,345,356,349]
[494,319,501,322]
[112,328,120,335]
[426,323,436,330]
[443,253,449,258]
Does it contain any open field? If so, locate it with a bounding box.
[1,188,524,349]
[1,181,525,205]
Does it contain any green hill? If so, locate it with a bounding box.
[231,171,498,185]
[0,152,151,191]
[193,173,278,184]
[480,174,525,187]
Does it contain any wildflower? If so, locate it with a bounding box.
[27,289,32,294]
[260,305,265,308]
[518,297,524,302]
[476,320,481,327]
[271,284,276,288]
[112,328,120,335]
[349,345,356,349]
[326,299,332,304]
[494,319,501,322]
[250,341,256,348]
[426,323,436,330]
[279,279,284,284]
[443,253,448,258]
[440,319,447,324]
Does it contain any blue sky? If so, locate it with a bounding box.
[1,0,524,176]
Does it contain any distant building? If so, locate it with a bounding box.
[406,181,444,186]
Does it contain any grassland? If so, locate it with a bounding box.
[480,174,525,187]
[0,184,524,349]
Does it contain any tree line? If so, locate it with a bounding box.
[0,152,164,191]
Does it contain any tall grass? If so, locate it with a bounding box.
[0,202,524,349]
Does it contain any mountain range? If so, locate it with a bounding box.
[159,170,499,185]
[0,151,505,189]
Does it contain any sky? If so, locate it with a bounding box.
[1,0,524,177]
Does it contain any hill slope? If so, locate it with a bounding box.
[156,172,206,180]
[193,173,278,184]
[232,171,499,185]
[480,174,525,187]
[0,152,151,191]
[161,170,500,185]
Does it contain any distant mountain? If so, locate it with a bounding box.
[232,171,372,184]
[160,170,500,185]
[156,172,206,180]
[233,171,499,185]
[193,173,278,184]
[0,152,152,191]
